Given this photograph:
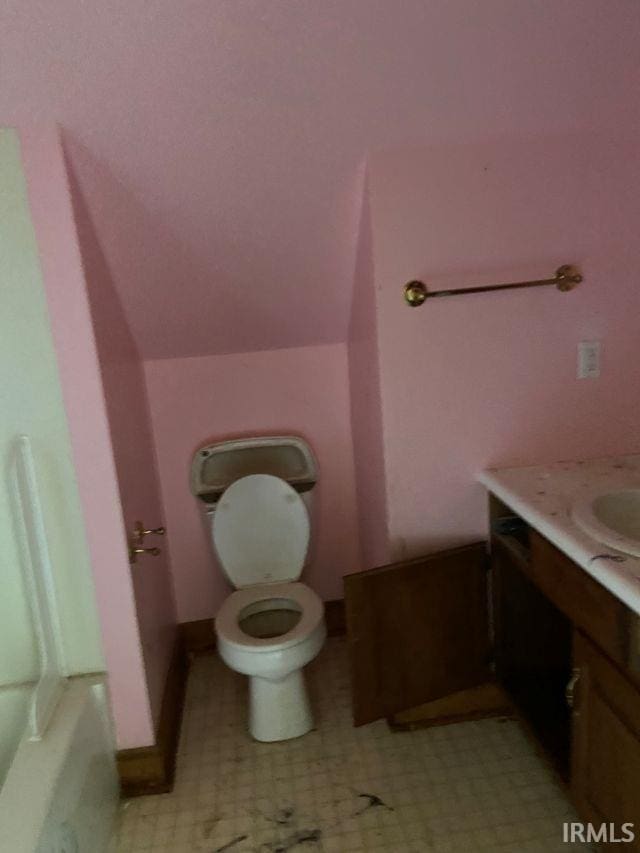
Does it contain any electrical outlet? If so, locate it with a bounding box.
[577,340,600,379]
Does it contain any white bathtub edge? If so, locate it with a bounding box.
[0,674,119,853]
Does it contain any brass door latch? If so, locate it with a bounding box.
[133,521,166,543]
[129,545,161,563]
[129,520,166,563]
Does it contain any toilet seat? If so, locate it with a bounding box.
[215,582,323,653]
[212,474,310,588]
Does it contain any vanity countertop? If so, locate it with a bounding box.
[478,455,640,617]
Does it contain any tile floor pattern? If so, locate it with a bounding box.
[114,639,593,853]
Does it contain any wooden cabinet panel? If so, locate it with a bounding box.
[572,631,640,849]
[489,496,640,835]
[529,531,632,671]
[345,543,491,726]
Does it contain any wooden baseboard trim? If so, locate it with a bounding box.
[325,599,346,637]
[116,631,188,797]
[180,617,216,656]
[388,681,514,731]
[180,599,346,659]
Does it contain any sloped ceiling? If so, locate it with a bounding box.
[2,1,639,359]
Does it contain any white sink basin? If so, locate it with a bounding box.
[572,488,640,557]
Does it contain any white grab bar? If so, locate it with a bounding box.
[12,435,66,740]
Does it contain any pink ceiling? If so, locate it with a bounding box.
[2,1,639,359]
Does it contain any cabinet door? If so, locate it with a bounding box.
[572,631,640,848]
[344,543,490,725]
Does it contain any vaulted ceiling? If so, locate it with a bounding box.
[2,1,639,359]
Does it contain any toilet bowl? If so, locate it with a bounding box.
[211,473,326,742]
[216,582,326,741]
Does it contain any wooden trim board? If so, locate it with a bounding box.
[388,682,513,731]
[116,631,188,797]
[324,599,346,637]
[180,617,216,657]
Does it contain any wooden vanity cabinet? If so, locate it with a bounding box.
[345,494,640,838]
[490,496,640,842]
[571,631,640,842]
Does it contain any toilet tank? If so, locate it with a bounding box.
[190,436,317,509]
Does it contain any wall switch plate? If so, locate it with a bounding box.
[577,340,601,379]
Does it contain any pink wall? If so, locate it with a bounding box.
[64,151,178,732]
[19,126,155,748]
[144,343,361,622]
[4,3,640,361]
[367,134,640,562]
[347,182,390,570]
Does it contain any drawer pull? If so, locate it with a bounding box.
[565,667,581,709]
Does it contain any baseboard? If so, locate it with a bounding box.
[180,617,216,656]
[387,681,514,731]
[116,631,188,797]
[180,599,346,658]
[324,599,346,637]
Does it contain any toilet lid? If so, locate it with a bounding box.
[211,474,310,588]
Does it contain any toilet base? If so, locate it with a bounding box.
[248,670,313,742]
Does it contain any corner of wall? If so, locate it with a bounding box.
[347,169,390,570]
[19,124,155,748]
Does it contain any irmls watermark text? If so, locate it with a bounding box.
[563,822,635,844]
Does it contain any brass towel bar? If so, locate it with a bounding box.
[403,264,582,307]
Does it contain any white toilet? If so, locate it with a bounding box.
[190,438,326,742]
